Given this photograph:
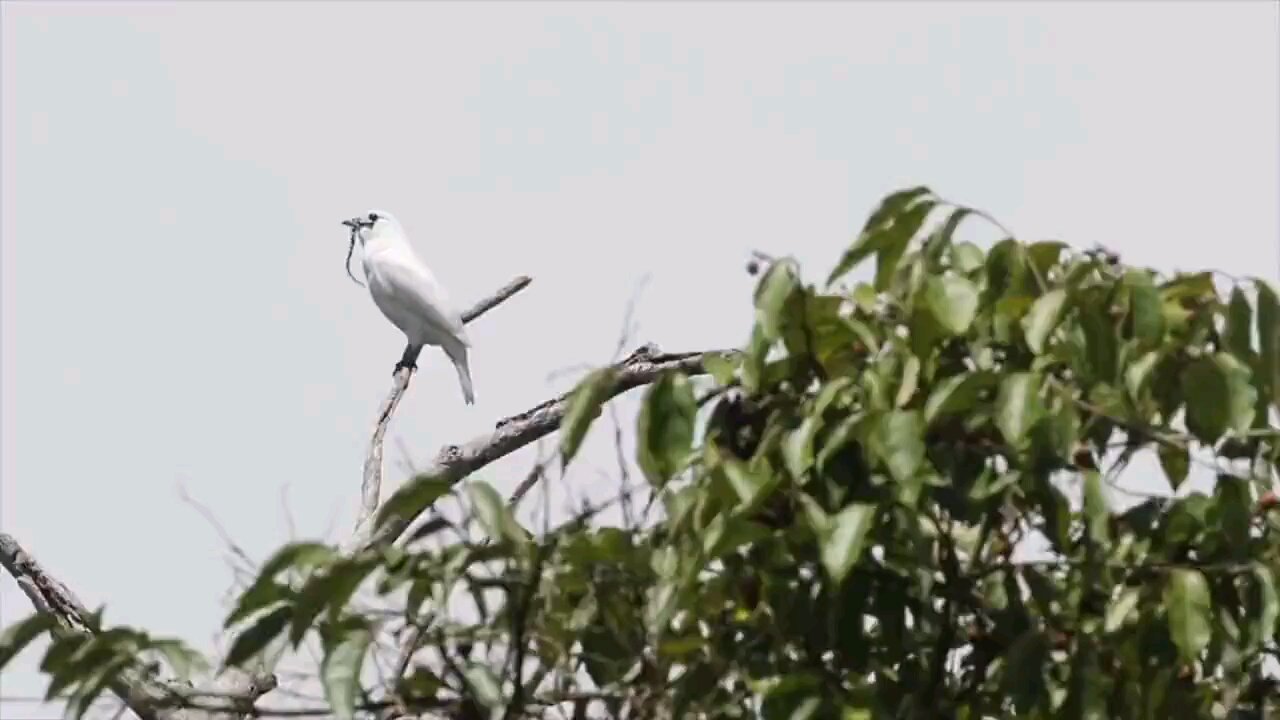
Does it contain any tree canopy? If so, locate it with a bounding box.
[4,187,1280,719]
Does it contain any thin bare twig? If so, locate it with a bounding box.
[177,481,257,576]
[612,274,651,362]
[393,437,420,478]
[279,483,298,541]
[351,275,533,544]
[608,402,635,528]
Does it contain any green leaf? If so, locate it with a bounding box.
[1182,353,1257,444]
[637,372,697,487]
[1104,587,1141,633]
[871,410,925,486]
[829,187,934,285]
[924,372,994,425]
[0,613,55,669]
[784,416,822,479]
[996,373,1044,447]
[1216,475,1251,552]
[254,543,336,586]
[719,453,778,510]
[1249,565,1279,649]
[225,604,291,668]
[985,239,1034,303]
[816,412,865,471]
[289,560,378,644]
[851,283,878,314]
[1158,444,1190,491]
[374,473,452,531]
[925,275,980,335]
[1082,471,1110,545]
[1125,272,1166,347]
[969,469,1020,501]
[1027,241,1067,277]
[1257,280,1280,409]
[703,352,738,386]
[321,623,374,720]
[560,367,618,466]
[1165,569,1212,664]
[150,639,210,681]
[226,580,292,628]
[952,242,985,274]
[68,658,132,719]
[742,323,770,393]
[819,503,877,584]
[1224,286,1253,359]
[755,259,800,341]
[894,354,921,408]
[397,666,443,700]
[1078,297,1118,384]
[1160,271,1217,303]
[467,481,528,547]
[875,203,937,291]
[1124,350,1161,402]
[797,493,830,536]
[864,186,934,232]
[927,207,972,258]
[1022,289,1068,354]
[39,636,86,695]
[463,664,504,709]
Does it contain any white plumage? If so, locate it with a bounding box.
[343,210,475,405]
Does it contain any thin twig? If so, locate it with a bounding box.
[280,482,299,541]
[177,481,257,574]
[612,274,651,362]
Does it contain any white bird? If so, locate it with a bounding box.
[342,210,475,405]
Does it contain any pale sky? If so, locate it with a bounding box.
[2,1,1278,716]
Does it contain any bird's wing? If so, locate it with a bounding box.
[378,249,470,345]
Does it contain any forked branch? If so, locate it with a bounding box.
[351,275,533,543]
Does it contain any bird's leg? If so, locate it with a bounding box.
[394,344,424,375]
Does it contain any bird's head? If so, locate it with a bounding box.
[341,209,398,238]
[340,209,398,288]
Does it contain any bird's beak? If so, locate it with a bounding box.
[341,217,362,230]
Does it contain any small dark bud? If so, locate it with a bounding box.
[747,260,760,275]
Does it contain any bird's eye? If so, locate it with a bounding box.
[368,213,380,222]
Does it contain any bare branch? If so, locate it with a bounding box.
[0,532,96,634]
[352,275,534,543]
[0,532,277,720]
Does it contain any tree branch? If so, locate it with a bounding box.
[352,276,533,542]
[0,532,277,720]
[358,343,733,552]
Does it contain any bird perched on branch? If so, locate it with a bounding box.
[342,210,475,405]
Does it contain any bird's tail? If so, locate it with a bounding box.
[443,341,476,405]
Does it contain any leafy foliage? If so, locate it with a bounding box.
[4,187,1280,719]
[0,609,208,718]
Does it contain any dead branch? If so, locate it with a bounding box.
[0,532,277,720]
[351,275,533,543]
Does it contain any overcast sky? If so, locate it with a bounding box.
[2,1,1278,716]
